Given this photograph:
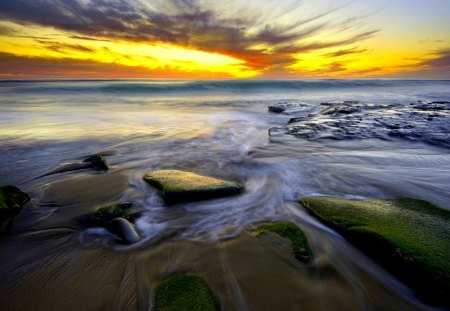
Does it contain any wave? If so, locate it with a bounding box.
[1,79,449,95]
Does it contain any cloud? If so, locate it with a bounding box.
[324,47,368,57]
[0,0,379,73]
[421,49,450,69]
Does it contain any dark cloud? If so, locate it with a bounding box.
[324,47,367,57]
[35,39,95,53]
[421,49,450,69]
[0,0,379,71]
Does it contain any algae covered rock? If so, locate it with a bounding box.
[153,274,220,311]
[143,170,243,204]
[300,196,450,306]
[0,185,30,231]
[83,154,108,171]
[92,202,141,225]
[255,221,313,263]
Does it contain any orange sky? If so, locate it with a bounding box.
[0,0,449,79]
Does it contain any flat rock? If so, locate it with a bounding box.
[153,274,220,311]
[0,185,30,232]
[300,196,450,306]
[254,221,313,263]
[143,170,243,204]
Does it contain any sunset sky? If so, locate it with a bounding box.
[0,0,449,79]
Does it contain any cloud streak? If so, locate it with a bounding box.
[0,0,379,73]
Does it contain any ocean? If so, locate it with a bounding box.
[0,79,449,310]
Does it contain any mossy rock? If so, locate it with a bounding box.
[83,154,108,171]
[143,170,243,204]
[300,196,450,306]
[91,202,141,226]
[0,185,30,232]
[153,274,220,311]
[255,221,313,263]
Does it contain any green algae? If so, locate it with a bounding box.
[153,274,220,311]
[300,196,450,306]
[143,170,243,204]
[255,221,313,263]
[92,202,141,225]
[0,185,30,231]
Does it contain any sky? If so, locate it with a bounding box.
[0,0,449,79]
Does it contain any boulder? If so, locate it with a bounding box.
[254,221,313,263]
[300,196,450,306]
[92,202,141,226]
[107,217,140,244]
[83,154,109,171]
[153,274,220,311]
[143,170,243,204]
[0,185,30,232]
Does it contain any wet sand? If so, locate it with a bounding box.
[0,171,430,311]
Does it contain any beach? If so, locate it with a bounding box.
[0,79,449,310]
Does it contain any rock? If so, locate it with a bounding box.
[0,185,30,232]
[31,154,109,180]
[268,102,307,114]
[412,101,450,111]
[153,274,220,311]
[83,154,109,171]
[92,202,141,226]
[300,197,450,306]
[107,218,140,244]
[254,221,313,263]
[143,170,243,204]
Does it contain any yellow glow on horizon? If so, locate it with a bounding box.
[0,21,260,78]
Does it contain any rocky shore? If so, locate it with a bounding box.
[0,99,449,310]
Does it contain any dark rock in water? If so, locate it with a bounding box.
[153,274,220,311]
[143,170,243,204]
[268,102,308,114]
[300,196,450,306]
[83,154,109,171]
[0,185,30,232]
[107,217,140,244]
[281,99,450,148]
[254,221,313,263]
[92,202,141,226]
[32,154,109,180]
[412,101,450,111]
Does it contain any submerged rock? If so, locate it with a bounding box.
[254,221,313,263]
[300,196,450,306]
[153,274,220,311]
[83,154,109,171]
[143,170,243,204]
[0,185,30,232]
[107,217,140,244]
[92,202,141,226]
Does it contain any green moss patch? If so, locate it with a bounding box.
[92,202,141,225]
[153,274,220,311]
[143,170,243,204]
[301,196,450,306]
[255,221,313,263]
[0,185,30,231]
